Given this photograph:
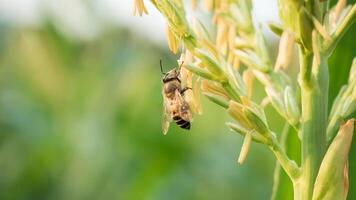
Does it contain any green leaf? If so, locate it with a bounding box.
[327,2,356,198]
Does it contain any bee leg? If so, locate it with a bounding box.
[180,87,192,95]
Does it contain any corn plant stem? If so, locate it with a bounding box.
[271,123,290,200]
[271,156,283,200]
[296,51,329,200]
[269,134,300,181]
[299,50,313,87]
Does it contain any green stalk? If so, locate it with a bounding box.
[269,134,301,181]
[296,51,329,200]
[270,124,302,198]
[271,123,290,200]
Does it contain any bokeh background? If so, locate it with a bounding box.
[0,0,355,199]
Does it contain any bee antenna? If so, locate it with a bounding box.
[177,61,184,76]
[179,61,184,70]
[160,59,165,75]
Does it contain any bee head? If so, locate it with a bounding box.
[160,60,182,83]
[162,69,180,83]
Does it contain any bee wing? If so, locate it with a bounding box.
[176,90,192,122]
[179,101,192,122]
[162,92,172,135]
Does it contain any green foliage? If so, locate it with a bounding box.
[0,0,354,199]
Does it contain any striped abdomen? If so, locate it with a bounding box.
[173,115,191,130]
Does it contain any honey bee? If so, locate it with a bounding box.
[161,60,192,135]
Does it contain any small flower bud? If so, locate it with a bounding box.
[278,0,301,32]
[204,0,214,11]
[243,107,270,136]
[179,59,190,85]
[227,52,235,66]
[268,22,283,37]
[216,19,229,53]
[184,50,194,64]
[155,0,189,37]
[191,0,197,10]
[228,101,253,130]
[221,81,242,102]
[334,0,347,23]
[330,85,347,115]
[229,4,251,32]
[243,70,254,99]
[265,87,286,117]
[192,18,212,42]
[260,96,271,108]
[166,25,180,54]
[201,80,230,99]
[232,56,240,70]
[193,78,203,114]
[341,96,356,117]
[284,86,301,125]
[238,132,252,164]
[234,37,254,49]
[226,63,247,96]
[312,17,332,41]
[343,100,356,118]
[194,49,226,80]
[199,39,219,59]
[239,0,253,30]
[228,25,236,50]
[234,50,269,72]
[203,92,229,108]
[184,64,218,81]
[275,30,295,71]
[255,29,271,66]
[133,0,148,16]
[181,65,202,115]
[226,122,249,137]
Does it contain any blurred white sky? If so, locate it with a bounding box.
[0,0,279,44]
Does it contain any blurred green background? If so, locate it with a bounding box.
[0,1,354,200]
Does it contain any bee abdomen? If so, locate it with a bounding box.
[173,115,191,130]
